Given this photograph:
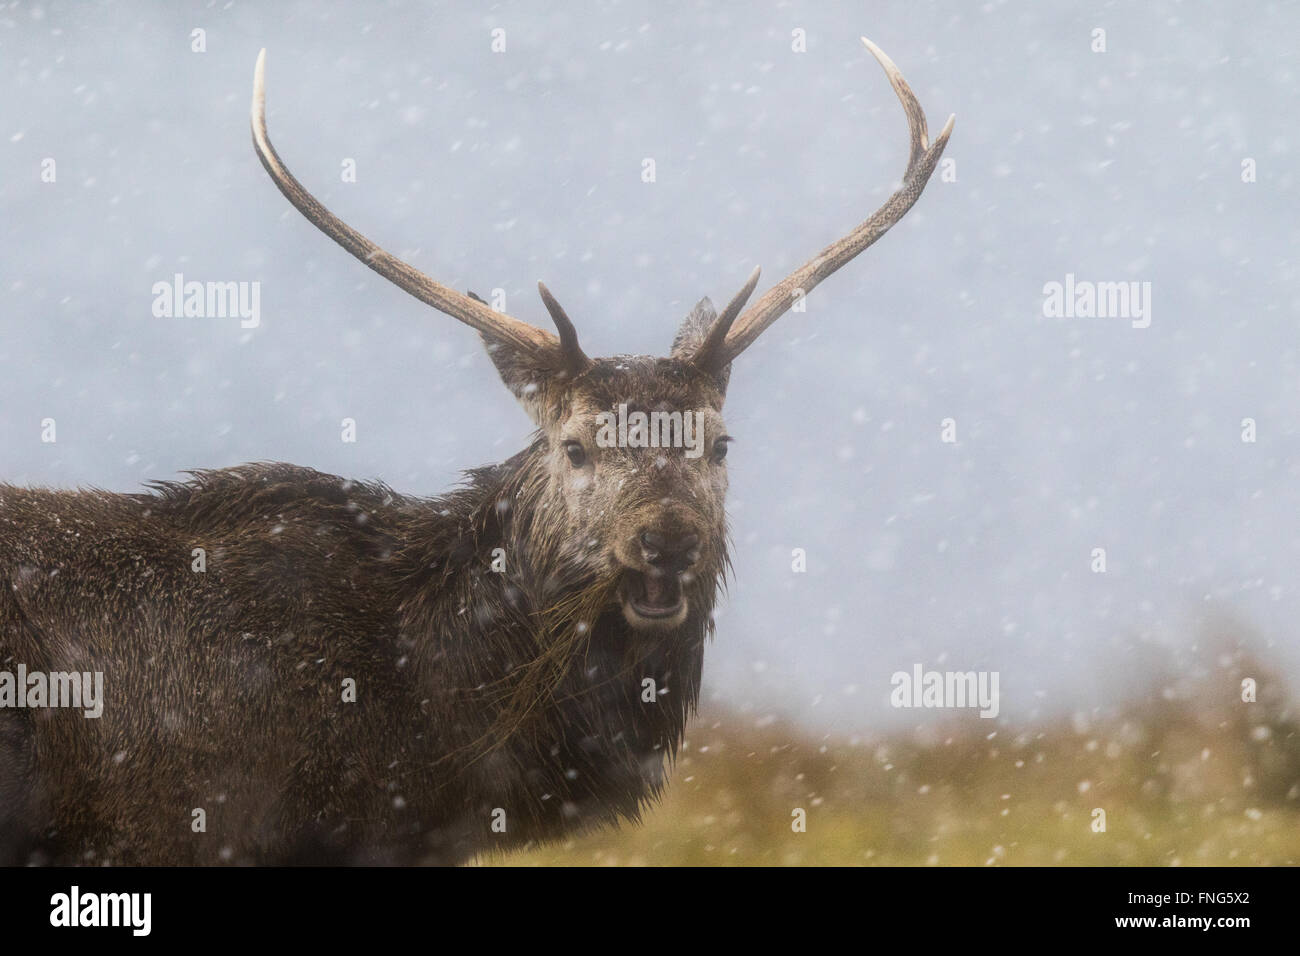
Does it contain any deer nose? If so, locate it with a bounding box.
[639,530,701,571]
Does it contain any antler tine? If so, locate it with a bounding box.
[691,265,762,373]
[250,50,564,362]
[536,282,592,375]
[862,38,928,165]
[715,39,954,365]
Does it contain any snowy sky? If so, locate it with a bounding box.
[2,1,1297,731]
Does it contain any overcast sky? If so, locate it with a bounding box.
[2,1,1297,731]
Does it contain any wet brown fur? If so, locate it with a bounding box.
[0,325,735,865]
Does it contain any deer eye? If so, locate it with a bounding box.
[711,436,732,464]
[563,440,588,468]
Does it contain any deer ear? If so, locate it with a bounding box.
[480,335,572,427]
[671,297,731,392]
[468,288,582,427]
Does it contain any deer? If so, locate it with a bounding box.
[0,38,951,865]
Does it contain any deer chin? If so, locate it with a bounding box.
[618,568,689,630]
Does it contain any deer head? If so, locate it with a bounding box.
[250,40,952,633]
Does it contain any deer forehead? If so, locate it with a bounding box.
[561,357,726,423]
[561,404,727,444]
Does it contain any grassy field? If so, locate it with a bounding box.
[485,647,1300,866]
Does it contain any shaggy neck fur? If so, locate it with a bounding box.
[397,439,720,850]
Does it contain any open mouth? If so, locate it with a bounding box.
[619,569,687,624]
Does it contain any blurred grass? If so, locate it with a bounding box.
[484,641,1300,866]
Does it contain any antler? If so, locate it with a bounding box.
[250,50,587,372]
[694,38,954,373]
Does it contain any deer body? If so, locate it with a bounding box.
[0,39,950,864]
[0,453,707,864]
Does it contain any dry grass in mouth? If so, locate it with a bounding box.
[456,572,623,768]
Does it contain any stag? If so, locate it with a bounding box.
[0,39,951,865]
